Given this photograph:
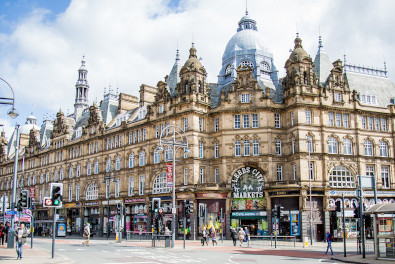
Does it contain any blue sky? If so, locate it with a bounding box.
[1,0,394,139]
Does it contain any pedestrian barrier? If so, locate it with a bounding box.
[125,231,152,241]
[152,234,172,248]
[248,235,296,248]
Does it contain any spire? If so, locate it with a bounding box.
[313,35,332,85]
[176,49,180,61]
[189,43,197,58]
[167,49,181,96]
[74,55,90,120]
[245,0,248,15]
[318,36,323,51]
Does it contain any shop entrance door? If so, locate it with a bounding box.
[240,219,258,235]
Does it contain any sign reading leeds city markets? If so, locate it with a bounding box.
[231,167,264,198]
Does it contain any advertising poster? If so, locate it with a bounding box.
[166,163,173,187]
[57,223,66,237]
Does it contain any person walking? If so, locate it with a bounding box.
[244,227,250,243]
[238,228,245,246]
[0,223,5,247]
[4,222,10,243]
[201,226,208,246]
[211,227,217,246]
[15,223,28,260]
[324,232,334,256]
[231,228,238,246]
[82,222,91,246]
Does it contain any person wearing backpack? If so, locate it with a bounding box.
[324,232,334,256]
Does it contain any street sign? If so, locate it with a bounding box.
[6,210,17,215]
[43,197,53,207]
[359,175,374,189]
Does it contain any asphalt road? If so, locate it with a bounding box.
[31,239,342,264]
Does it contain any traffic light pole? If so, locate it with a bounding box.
[52,207,56,258]
[183,199,186,249]
[342,194,346,257]
[358,179,365,259]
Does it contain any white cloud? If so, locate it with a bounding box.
[0,0,394,138]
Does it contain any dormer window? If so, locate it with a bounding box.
[360,92,377,106]
[334,92,342,102]
[158,104,164,114]
[225,64,232,75]
[241,94,250,103]
[260,61,270,75]
[75,127,82,139]
[139,106,147,119]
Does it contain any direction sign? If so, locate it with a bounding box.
[6,210,17,215]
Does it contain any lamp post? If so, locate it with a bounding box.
[0,77,19,118]
[307,136,313,246]
[103,170,116,239]
[157,121,189,248]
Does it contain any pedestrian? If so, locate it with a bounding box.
[15,223,28,260]
[324,232,334,256]
[201,226,207,246]
[37,226,42,237]
[211,227,217,246]
[0,223,5,246]
[82,222,90,246]
[206,227,211,245]
[244,227,250,243]
[231,228,238,246]
[4,222,10,243]
[238,228,245,246]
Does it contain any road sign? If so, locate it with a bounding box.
[6,210,17,215]
[43,197,53,207]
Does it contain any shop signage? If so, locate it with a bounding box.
[134,215,147,219]
[177,194,194,199]
[29,186,35,198]
[196,193,227,199]
[84,202,98,206]
[329,190,395,197]
[64,203,80,208]
[125,198,145,203]
[231,167,264,198]
[269,190,300,196]
[149,196,171,201]
[102,199,123,205]
[232,211,266,217]
[167,163,173,187]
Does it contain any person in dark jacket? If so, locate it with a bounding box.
[4,222,10,243]
[324,232,334,256]
[231,228,238,246]
[15,223,28,259]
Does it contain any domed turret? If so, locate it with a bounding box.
[288,35,309,62]
[20,113,40,134]
[180,44,205,74]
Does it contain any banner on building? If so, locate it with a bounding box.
[167,163,173,187]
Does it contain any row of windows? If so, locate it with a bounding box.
[69,146,82,159]
[328,112,349,128]
[361,116,387,131]
[128,129,147,144]
[88,141,99,154]
[106,135,123,150]
[234,114,259,129]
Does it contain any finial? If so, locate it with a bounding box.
[192,42,195,48]
[116,87,119,95]
[246,0,248,15]
[318,36,323,49]
[176,49,180,61]
[296,32,299,38]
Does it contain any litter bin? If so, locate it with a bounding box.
[165,236,171,247]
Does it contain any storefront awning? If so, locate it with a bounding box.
[365,203,395,214]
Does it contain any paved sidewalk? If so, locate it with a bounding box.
[332,254,393,264]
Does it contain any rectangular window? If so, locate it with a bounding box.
[274,113,281,128]
[133,131,137,143]
[155,125,159,138]
[343,114,349,128]
[129,132,132,144]
[138,130,141,142]
[241,93,250,103]
[368,117,374,130]
[115,179,120,198]
[381,118,387,131]
[253,140,259,156]
[291,112,295,126]
[334,92,342,102]
[305,110,311,124]
[292,138,296,154]
[142,128,146,141]
[76,184,80,201]
[234,115,241,129]
[69,185,73,202]
[243,114,250,128]
[139,175,145,195]
[128,176,134,196]
[293,164,297,180]
[215,168,219,183]
[366,165,375,178]
[361,116,367,129]
[199,117,204,132]
[374,117,380,131]
[158,104,164,114]
[183,117,188,131]
[235,141,241,156]
[329,112,334,126]
[214,118,219,132]
[381,166,390,188]
[276,166,283,181]
[199,167,204,184]
[252,114,258,128]
[335,113,342,127]
[214,143,219,158]
[184,168,188,185]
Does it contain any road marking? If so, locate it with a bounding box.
[76,248,85,251]
[228,255,239,264]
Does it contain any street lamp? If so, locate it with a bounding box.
[158,121,189,248]
[103,169,117,239]
[307,136,313,246]
[0,78,19,119]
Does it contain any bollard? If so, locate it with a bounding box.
[303,237,308,248]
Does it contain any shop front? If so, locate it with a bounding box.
[124,198,147,235]
[65,202,81,235]
[102,199,122,237]
[195,193,226,238]
[83,201,100,236]
[271,196,300,237]
[231,166,266,235]
[150,195,172,235]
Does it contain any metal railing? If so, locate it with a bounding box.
[248,235,296,247]
[125,231,153,241]
[152,234,172,248]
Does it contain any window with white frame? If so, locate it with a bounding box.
[275,139,282,156]
[364,140,373,156]
[253,139,259,156]
[199,167,204,184]
[329,166,355,188]
[343,114,349,128]
[155,125,159,138]
[214,118,219,132]
[76,184,80,201]
[133,131,137,143]
[305,110,311,124]
[214,142,219,158]
[276,165,283,181]
[142,129,146,141]
[241,93,250,103]
[291,112,295,126]
[199,142,204,158]
[115,179,120,198]
[328,137,338,154]
[243,114,250,128]
[293,164,297,180]
[40,173,43,184]
[69,167,73,178]
[129,154,134,168]
[183,117,188,131]
[138,130,141,142]
[328,112,334,126]
[334,92,342,102]
[234,115,241,129]
[240,60,254,68]
[87,162,91,175]
[381,118,387,131]
[375,117,380,131]
[292,138,296,154]
[76,165,81,177]
[139,175,145,195]
[184,168,188,185]
[46,172,49,182]
[69,185,73,202]
[165,146,172,161]
[309,162,314,180]
[361,116,367,129]
[381,166,390,188]
[199,117,204,132]
[335,113,342,127]
[252,113,258,128]
[60,169,64,180]
[235,140,241,156]
[139,151,145,166]
[368,117,374,130]
[215,168,219,183]
[307,136,313,153]
[106,158,111,172]
[128,176,134,196]
[343,138,353,155]
[152,173,171,194]
[274,113,281,128]
[129,132,132,144]
[154,149,160,164]
[115,156,121,170]
[366,165,375,179]
[158,104,164,114]
[244,139,250,156]
[94,161,99,174]
[380,141,389,157]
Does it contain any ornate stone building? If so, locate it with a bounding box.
[1,11,394,241]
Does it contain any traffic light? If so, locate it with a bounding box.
[20,190,29,209]
[185,200,194,215]
[277,205,284,218]
[353,201,360,218]
[272,206,277,218]
[335,201,341,212]
[116,203,122,215]
[50,183,63,207]
[152,198,161,213]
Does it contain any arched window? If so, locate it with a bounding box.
[235,140,241,156]
[364,140,373,156]
[343,138,353,155]
[276,139,282,155]
[329,166,356,188]
[152,172,171,194]
[154,149,160,164]
[328,137,338,154]
[198,81,203,93]
[244,139,250,156]
[199,142,204,158]
[239,60,254,69]
[379,141,388,157]
[129,154,134,168]
[86,182,99,200]
[139,151,145,166]
[253,139,259,156]
[106,158,111,172]
[225,64,232,75]
[260,61,270,71]
[115,156,121,170]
